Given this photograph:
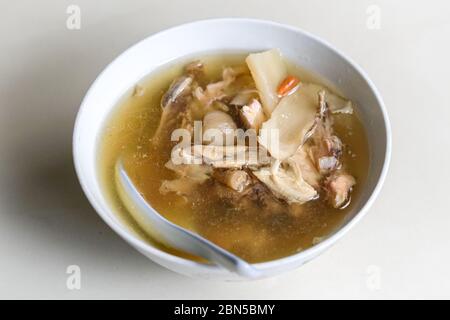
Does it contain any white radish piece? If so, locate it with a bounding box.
[246,49,287,116]
[258,82,353,160]
[258,89,317,160]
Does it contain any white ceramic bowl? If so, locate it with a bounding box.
[73,18,391,280]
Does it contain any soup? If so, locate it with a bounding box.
[99,50,369,263]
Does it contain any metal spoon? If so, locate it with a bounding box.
[115,160,261,279]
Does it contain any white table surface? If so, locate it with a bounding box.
[1,0,449,299]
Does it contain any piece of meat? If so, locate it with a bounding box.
[165,160,212,183]
[252,160,317,204]
[306,91,344,174]
[288,146,321,188]
[239,98,266,132]
[203,110,237,145]
[213,169,251,192]
[194,66,244,107]
[152,75,194,147]
[325,172,356,208]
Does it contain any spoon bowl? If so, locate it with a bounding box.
[115,160,262,279]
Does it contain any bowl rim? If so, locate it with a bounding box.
[73,17,392,272]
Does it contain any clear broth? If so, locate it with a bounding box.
[98,53,370,263]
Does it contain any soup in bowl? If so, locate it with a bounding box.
[73,19,390,280]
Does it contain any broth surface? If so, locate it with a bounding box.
[98,53,369,263]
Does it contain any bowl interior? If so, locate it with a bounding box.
[73,19,390,278]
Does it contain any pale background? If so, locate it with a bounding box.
[0,0,448,299]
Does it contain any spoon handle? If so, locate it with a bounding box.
[115,160,261,279]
